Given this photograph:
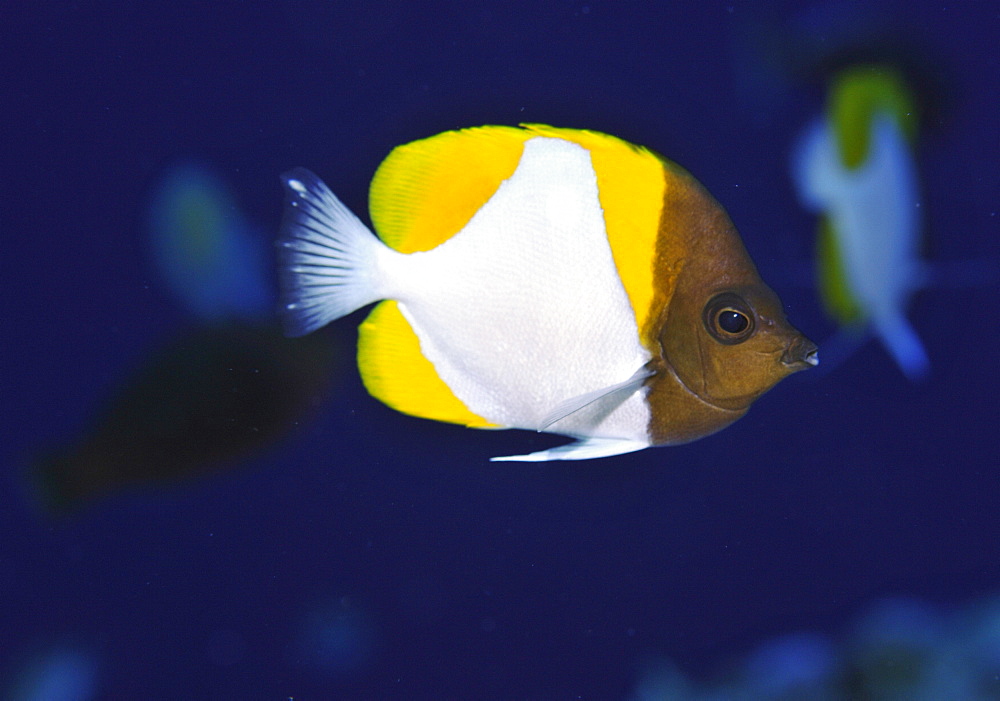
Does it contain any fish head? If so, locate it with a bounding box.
[659,277,817,412]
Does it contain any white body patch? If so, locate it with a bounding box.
[382,137,653,442]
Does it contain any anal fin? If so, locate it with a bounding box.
[358,300,496,428]
[490,437,649,462]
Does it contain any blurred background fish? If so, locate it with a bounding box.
[792,64,930,380]
[28,162,339,514]
[147,160,273,322]
[790,61,998,380]
[31,321,337,514]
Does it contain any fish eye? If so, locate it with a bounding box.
[703,293,755,344]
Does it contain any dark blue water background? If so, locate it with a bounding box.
[3,2,997,698]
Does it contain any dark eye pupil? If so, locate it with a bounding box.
[718,310,748,334]
[702,292,755,344]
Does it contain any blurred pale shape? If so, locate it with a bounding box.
[148,161,271,320]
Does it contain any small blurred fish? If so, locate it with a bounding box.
[277,124,817,461]
[148,161,272,321]
[793,65,930,380]
[31,322,337,514]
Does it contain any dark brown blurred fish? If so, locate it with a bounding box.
[31,322,337,514]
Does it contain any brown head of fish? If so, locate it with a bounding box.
[643,163,818,445]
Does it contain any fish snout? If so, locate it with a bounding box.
[781,335,819,370]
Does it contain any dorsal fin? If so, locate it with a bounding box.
[368,126,531,253]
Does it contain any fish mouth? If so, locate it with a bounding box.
[781,335,820,370]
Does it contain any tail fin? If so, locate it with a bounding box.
[874,313,930,381]
[277,168,392,337]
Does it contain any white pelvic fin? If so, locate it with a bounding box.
[491,437,650,462]
[276,168,394,337]
[537,366,654,432]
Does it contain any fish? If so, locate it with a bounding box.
[277,124,817,461]
[792,65,929,380]
[30,322,338,514]
[147,160,271,321]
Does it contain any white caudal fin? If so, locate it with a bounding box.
[276,168,393,337]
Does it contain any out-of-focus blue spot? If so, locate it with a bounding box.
[954,596,1000,695]
[630,656,693,701]
[846,597,976,700]
[148,161,272,321]
[968,598,1000,667]
[850,596,944,652]
[742,631,837,695]
[631,592,1000,699]
[288,597,376,677]
[5,645,99,701]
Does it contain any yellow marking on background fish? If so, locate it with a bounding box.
[830,66,917,169]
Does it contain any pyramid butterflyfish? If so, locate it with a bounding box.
[278,124,817,461]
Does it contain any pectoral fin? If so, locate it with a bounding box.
[536,366,654,432]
